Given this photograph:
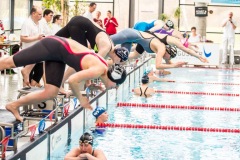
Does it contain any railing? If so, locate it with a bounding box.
[6,56,152,160]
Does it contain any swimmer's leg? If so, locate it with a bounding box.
[6,84,59,122]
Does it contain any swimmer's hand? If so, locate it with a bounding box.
[88,83,105,92]
[199,56,209,63]
[80,96,93,110]
[78,153,90,159]
[59,87,72,97]
[173,62,188,68]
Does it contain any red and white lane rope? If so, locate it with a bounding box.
[148,90,239,97]
[96,123,240,133]
[117,102,240,112]
[178,81,240,86]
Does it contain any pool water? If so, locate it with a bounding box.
[52,68,240,160]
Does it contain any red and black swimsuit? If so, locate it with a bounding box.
[13,36,107,88]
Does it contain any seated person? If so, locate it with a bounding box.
[188,27,201,43]
[91,107,108,134]
[64,132,107,160]
[133,75,155,98]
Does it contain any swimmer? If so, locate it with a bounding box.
[92,107,108,134]
[64,132,107,160]
[133,19,174,32]
[0,36,127,122]
[54,16,129,95]
[111,28,208,70]
[133,75,155,98]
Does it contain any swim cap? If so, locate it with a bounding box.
[107,64,127,85]
[92,107,106,119]
[114,47,129,62]
[141,75,149,84]
[165,20,174,29]
[166,45,177,59]
[79,132,93,146]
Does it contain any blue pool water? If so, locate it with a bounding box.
[52,68,240,159]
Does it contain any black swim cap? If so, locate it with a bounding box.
[79,132,93,145]
[141,75,149,84]
[107,64,127,85]
[114,47,129,62]
[166,20,174,29]
[166,45,177,59]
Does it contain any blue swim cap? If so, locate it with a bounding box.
[114,47,129,62]
[92,107,106,119]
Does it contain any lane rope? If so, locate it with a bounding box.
[117,102,240,112]
[96,123,240,133]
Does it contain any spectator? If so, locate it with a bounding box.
[52,14,62,34]
[188,27,201,43]
[40,9,54,36]
[0,20,4,31]
[221,12,237,64]
[104,10,118,35]
[92,107,108,134]
[93,11,103,28]
[83,2,97,21]
[64,132,107,160]
[20,6,45,87]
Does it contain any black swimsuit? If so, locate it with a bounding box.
[56,16,110,50]
[140,87,148,98]
[13,36,107,88]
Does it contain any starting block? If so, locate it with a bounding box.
[0,109,23,154]
[17,87,59,122]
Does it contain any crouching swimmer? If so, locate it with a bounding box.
[64,132,107,160]
[0,36,127,122]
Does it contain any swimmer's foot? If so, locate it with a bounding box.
[21,68,30,87]
[6,104,23,122]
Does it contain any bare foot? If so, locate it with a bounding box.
[21,68,30,86]
[6,104,23,122]
[59,87,72,97]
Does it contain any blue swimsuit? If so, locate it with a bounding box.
[133,20,156,31]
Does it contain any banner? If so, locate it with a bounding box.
[195,7,208,17]
[171,43,220,66]
[211,0,240,4]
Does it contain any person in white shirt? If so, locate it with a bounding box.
[83,2,97,21]
[221,12,237,64]
[40,9,54,37]
[21,6,45,87]
[188,27,201,43]
[52,15,62,35]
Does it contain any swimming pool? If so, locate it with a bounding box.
[51,67,240,160]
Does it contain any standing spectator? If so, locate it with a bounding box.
[52,14,62,35]
[93,11,103,28]
[20,6,45,87]
[0,20,4,31]
[188,27,201,43]
[104,10,118,35]
[221,12,237,64]
[40,9,54,36]
[83,2,97,21]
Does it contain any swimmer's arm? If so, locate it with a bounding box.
[151,76,174,82]
[83,150,107,160]
[64,148,81,160]
[68,67,103,110]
